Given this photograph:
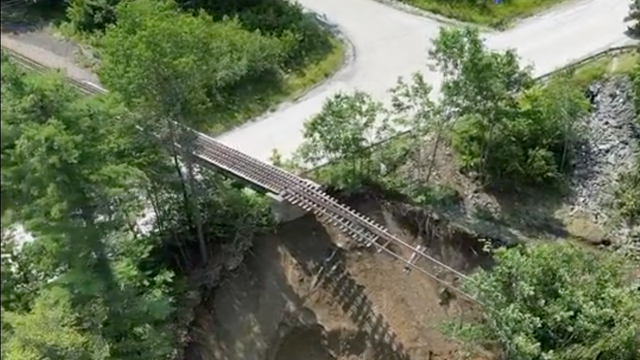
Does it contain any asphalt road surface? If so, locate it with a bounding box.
[216,0,633,161]
[2,0,634,162]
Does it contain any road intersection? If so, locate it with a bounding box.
[217,0,634,161]
[1,0,634,162]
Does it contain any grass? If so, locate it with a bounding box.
[567,51,639,88]
[397,0,569,28]
[6,3,346,135]
[300,47,639,245]
[208,36,346,134]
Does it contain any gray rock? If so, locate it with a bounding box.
[570,77,639,233]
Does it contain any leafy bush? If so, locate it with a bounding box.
[612,156,640,225]
[187,0,333,70]
[447,242,640,360]
[89,0,341,129]
[1,50,273,360]
[431,28,588,189]
[64,0,332,69]
[627,0,640,36]
[292,91,400,191]
[66,0,121,33]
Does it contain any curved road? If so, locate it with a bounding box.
[1,0,634,163]
[217,0,633,161]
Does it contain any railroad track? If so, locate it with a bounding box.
[2,45,476,300]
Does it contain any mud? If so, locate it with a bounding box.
[187,198,494,360]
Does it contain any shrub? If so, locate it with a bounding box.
[448,242,640,360]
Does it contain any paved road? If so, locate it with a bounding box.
[2,0,634,163]
[217,0,633,161]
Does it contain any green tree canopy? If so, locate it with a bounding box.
[99,0,283,128]
[1,51,273,360]
[627,0,640,36]
[2,286,109,360]
[430,27,588,188]
[450,242,640,360]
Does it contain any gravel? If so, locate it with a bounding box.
[570,76,639,238]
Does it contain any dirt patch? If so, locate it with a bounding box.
[271,325,334,360]
[269,324,370,360]
[189,197,494,360]
[393,76,639,248]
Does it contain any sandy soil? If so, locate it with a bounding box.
[187,197,494,360]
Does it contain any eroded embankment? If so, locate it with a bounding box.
[185,194,497,360]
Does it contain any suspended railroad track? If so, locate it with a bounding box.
[2,45,476,301]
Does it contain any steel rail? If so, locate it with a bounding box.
[2,44,478,300]
[191,127,473,282]
[189,135,477,299]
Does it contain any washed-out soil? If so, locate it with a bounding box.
[185,195,496,360]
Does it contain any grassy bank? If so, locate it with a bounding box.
[210,36,346,133]
[4,0,346,134]
[567,50,639,87]
[49,27,346,135]
[398,0,568,27]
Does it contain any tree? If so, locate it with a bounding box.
[292,91,407,190]
[389,72,441,183]
[3,286,109,360]
[99,0,283,123]
[430,27,587,188]
[627,0,640,36]
[2,35,274,358]
[66,0,121,33]
[0,54,176,360]
[448,242,640,360]
[99,0,283,263]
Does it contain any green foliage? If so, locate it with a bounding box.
[627,0,640,36]
[54,0,344,128]
[1,50,272,360]
[611,156,640,225]
[3,286,109,360]
[433,28,588,189]
[183,0,333,70]
[448,242,640,360]
[295,28,587,194]
[401,183,462,208]
[1,53,175,360]
[65,0,332,62]
[293,91,409,192]
[293,28,588,197]
[99,0,283,129]
[63,0,339,75]
[66,0,121,33]
[396,0,567,27]
[97,0,341,131]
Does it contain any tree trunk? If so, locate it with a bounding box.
[167,120,194,228]
[185,156,208,265]
[425,123,444,183]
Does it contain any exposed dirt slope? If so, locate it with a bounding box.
[187,198,494,360]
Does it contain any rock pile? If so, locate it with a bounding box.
[570,76,639,234]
